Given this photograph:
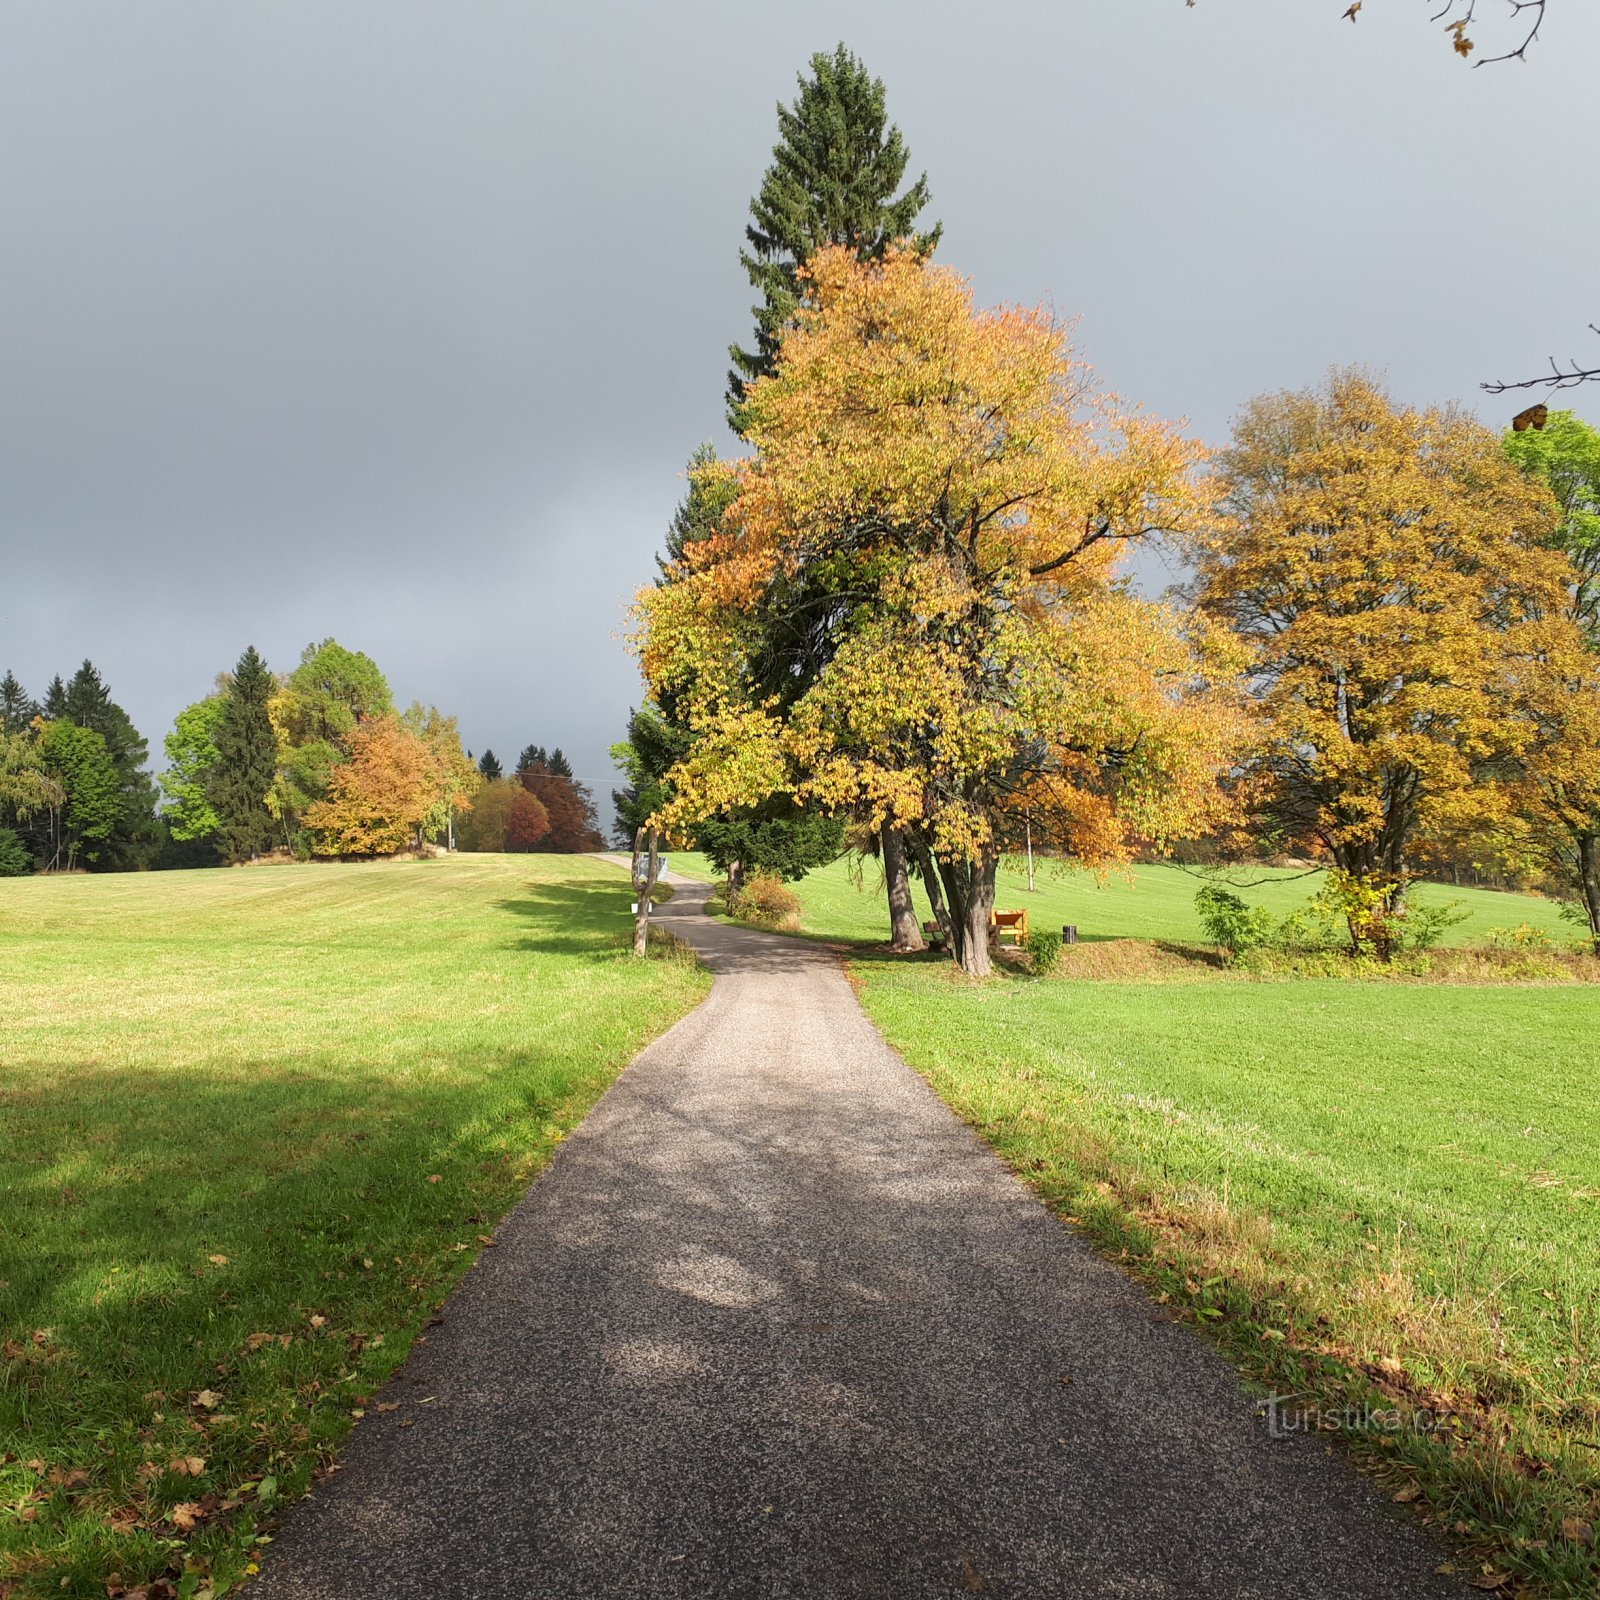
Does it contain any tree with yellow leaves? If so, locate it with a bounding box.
[634,246,1248,976]
[1195,370,1584,955]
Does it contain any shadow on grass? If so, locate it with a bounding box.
[492,873,636,956]
[0,1032,633,1593]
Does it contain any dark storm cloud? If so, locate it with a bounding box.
[2,0,1596,803]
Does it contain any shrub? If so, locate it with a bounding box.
[1024,927,1063,973]
[1194,884,1276,959]
[730,871,802,931]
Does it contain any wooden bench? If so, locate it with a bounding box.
[991,909,1028,946]
[922,920,947,950]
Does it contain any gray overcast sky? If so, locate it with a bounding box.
[3,1,1597,811]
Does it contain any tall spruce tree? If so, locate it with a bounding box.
[58,660,159,868]
[516,744,546,775]
[478,749,503,781]
[41,675,67,719]
[727,44,940,425]
[547,748,574,779]
[208,646,278,861]
[0,671,37,734]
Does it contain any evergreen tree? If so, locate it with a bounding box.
[57,660,159,868]
[516,744,547,775]
[208,646,278,861]
[478,749,503,781]
[41,675,67,719]
[547,747,573,779]
[0,671,37,734]
[727,44,940,425]
[660,443,740,572]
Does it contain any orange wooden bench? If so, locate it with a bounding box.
[991,908,1028,946]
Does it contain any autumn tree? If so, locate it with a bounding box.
[727,44,939,423]
[304,714,435,857]
[517,759,602,852]
[505,786,552,852]
[1195,370,1582,953]
[399,703,479,844]
[209,647,279,861]
[270,639,393,844]
[638,247,1246,976]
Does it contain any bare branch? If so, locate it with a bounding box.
[1481,328,1600,394]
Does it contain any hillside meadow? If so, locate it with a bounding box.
[0,856,708,1599]
[670,850,1576,950]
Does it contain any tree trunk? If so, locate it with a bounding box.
[937,849,998,978]
[1579,833,1600,956]
[726,856,745,906]
[881,826,925,952]
[631,827,660,958]
[908,834,955,953]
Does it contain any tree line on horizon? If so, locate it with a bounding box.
[613,44,1600,975]
[0,640,602,872]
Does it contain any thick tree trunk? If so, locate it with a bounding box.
[1579,834,1600,956]
[881,827,925,952]
[726,857,745,905]
[937,849,999,978]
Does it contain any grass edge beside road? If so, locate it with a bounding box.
[849,963,1600,1600]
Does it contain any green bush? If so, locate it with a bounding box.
[1024,927,1063,973]
[1194,884,1276,959]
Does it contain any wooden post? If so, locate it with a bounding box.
[632,827,660,957]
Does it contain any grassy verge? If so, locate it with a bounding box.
[852,959,1600,1596]
[0,855,709,1600]
[669,851,1577,951]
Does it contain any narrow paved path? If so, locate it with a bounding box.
[250,877,1462,1599]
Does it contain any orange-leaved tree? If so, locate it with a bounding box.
[1194,370,1583,954]
[305,714,446,856]
[634,246,1249,975]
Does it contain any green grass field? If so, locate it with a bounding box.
[0,856,709,1600]
[854,967,1600,1593]
[670,851,1576,950]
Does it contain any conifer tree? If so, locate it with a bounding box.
[41,675,67,719]
[516,744,546,775]
[547,747,574,779]
[0,671,37,734]
[208,646,278,861]
[727,44,940,424]
[58,660,158,867]
[478,749,503,781]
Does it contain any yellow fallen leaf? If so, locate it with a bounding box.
[208,1254,229,1266]
[170,1501,202,1530]
[1393,1484,1423,1504]
[192,1390,221,1410]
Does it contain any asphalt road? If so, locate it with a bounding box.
[247,874,1464,1599]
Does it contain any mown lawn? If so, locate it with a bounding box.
[0,855,709,1600]
[671,851,1576,949]
[853,964,1600,1596]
